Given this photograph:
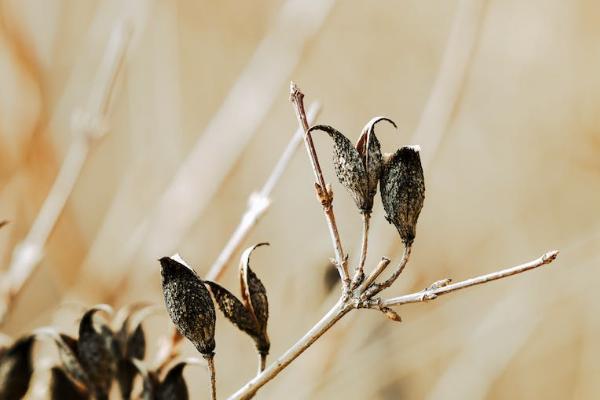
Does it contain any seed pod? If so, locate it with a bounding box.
[356,117,396,206]
[156,362,190,400]
[34,329,89,388]
[308,117,395,214]
[159,257,216,358]
[380,145,425,244]
[0,335,34,400]
[78,307,118,400]
[205,282,260,339]
[239,243,270,355]
[50,367,90,400]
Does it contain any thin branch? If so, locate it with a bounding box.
[228,298,352,400]
[382,250,559,307]
[0,23,131,324]
[356,256,391,295]
[206,356,217,400]
[206,102,321,281]
[365,244,412,297]
[351,213,370,287]
[289,82,350,288]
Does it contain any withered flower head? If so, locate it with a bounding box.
[380,145,425,244]
[308,117,396,214]
[206,243,270,357]
[159,257,216,359]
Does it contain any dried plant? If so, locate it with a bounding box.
[0,84,559,399]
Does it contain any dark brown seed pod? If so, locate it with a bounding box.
[159,257,216,358]
[239,243,270,355]
[0,335,34,400]
[308,117,396,214]
[380,145,425,244]
[78,307,118,400]
[50,366,90,400]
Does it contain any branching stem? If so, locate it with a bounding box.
[290,82,350,288]
[207,356,217,400]
[352,213,370,287]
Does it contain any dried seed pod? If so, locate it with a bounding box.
[239,243,270,354]
[205,282,260,339]
[0,335,34,400]
[78,308,119,400]
[50,366,90,400]
[380,145,425,244]
[156,362,191,400]
[159,257,216,358]
[308,125,370,212]
[131,359,160,400]
[356,117,396,205]
[34,329,89,388]
[308,118,396,214]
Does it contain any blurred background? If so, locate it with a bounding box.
[1,0,599,398]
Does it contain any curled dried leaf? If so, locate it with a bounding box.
[239,243,270,354]
[380,146,425,244]
[50,366,90,400]
[0,335,34,400]
[159,257,216,358]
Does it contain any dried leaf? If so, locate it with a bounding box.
[50,366,90,400]
[239,243,270,354]
[205,281,259,338]
[0,335,34,400]
[0,221,8,229]
[380,146,425,244]
[159,257,216,358]
[381,307,402,323]
[78,308,118,399]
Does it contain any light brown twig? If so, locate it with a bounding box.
[289,82,350,288]
[382,250,558,307]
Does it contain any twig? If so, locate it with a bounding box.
[228,298,352,400]
[356,257,391,295]
[289,82,350,288]
[364,244,412,298]
[351,214,370,287]
[206,356,217,400]
[382,250,559,307]
[206,102,321,281]
[0,23,131,323]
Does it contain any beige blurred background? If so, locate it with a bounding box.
[1,0,599,398]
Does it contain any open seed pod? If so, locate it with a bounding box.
[77,306,119,400]
[132,358,200,400]
[307,117,396,214]
[50,366,90,400]
[380,145,425,244]
[159,256,216,359]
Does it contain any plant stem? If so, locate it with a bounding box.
[207,355,217,400]
[356,256,391,295]
[290,82,350,288]
[228,298,352,400]
[382,250,559,307]
[366,244,412,297]
[352,213,370,287]
[257,353,267,375]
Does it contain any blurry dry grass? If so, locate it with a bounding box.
[0,0,599,399]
